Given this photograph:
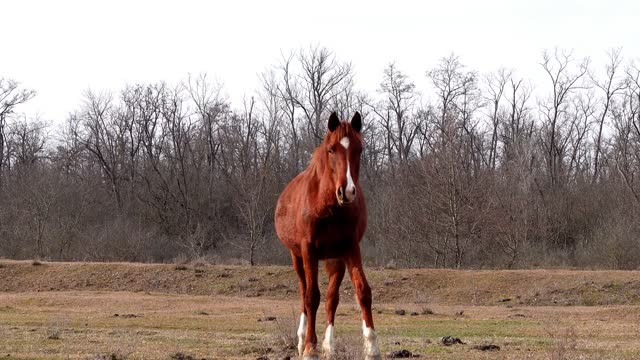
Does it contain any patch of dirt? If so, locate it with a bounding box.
[257,316,277,322]
[388,349,419,358]
[112,313,140,318]
[472,344,500,351]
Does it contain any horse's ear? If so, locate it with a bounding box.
[351,111,362,133]
[328,112,340,132]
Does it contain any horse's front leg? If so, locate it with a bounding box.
[346,249,381,360]
[302,250,320,359]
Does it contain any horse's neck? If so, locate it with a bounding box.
[303,155,335,216]
[306,150,326,189]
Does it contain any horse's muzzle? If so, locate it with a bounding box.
[336,185,357,206]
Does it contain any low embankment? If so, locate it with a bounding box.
[2,260,640,306]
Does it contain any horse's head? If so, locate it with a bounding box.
[323,111,363,206]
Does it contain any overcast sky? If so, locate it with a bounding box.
[2,0,639,123]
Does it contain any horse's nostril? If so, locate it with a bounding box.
[351,187,356,195]
[337,187,344,198]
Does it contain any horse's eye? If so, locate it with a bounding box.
[328,147,334,154]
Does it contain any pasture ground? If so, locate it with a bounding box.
[1,260,640,359]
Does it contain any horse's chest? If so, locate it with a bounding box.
[311,215,358,258]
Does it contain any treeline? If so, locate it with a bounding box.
[2,46,640,269]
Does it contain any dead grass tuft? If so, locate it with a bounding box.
[173,253,189,265]
[333,333,363,360]
[190,257,209,268]
[271,307,298,352]
[420,307,434,315]
[549,326,578,360]
[46,316,68,340]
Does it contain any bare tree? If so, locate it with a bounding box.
[185,73,227,200]
[590,48,625,182]
[0,78,36,189]
[539,49,590,185]
[566,93,596,179]
[295,46,353,142]
[483,68,511,170]
[427,54,476,137]
[502,77,534,165]
[371,62,419,165]
[273,52,303,172]
[76,90,127,210]
[613,63,640,204]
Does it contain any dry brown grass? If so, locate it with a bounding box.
[548,326,579,360]
[1,261,640,359]
[2,292,640,359]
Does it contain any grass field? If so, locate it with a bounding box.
[1,260,640,359]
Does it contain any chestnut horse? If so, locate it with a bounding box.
[275,112,381,360]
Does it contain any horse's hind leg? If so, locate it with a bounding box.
[291,252,307,357]
[322,259,345,357]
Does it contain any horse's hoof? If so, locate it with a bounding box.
[302,355,319,360]
[364,355,382,360]
[322,344,335,358]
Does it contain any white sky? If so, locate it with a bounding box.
[2,0,639,123]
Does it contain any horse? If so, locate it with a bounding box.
[274,112,381,360]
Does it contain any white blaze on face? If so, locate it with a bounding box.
[362,320,381,357]
[345,163,356,201]
[340,136,350,150]
[322,324,335,355]
[340,136,357,202]
[297,313,307,356]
